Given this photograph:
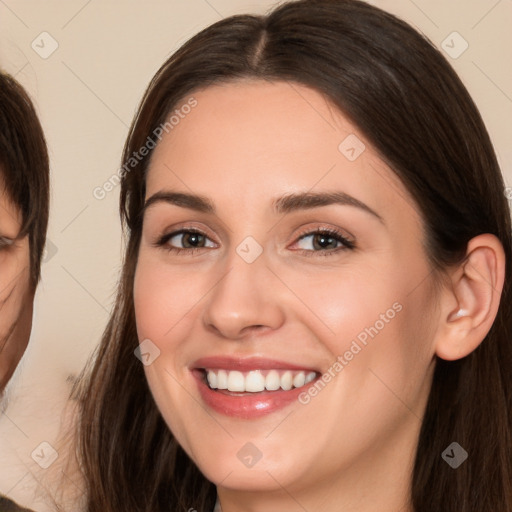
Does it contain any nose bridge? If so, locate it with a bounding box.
[201,241,284,339]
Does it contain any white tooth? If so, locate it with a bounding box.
[280,370,293,390]
[265,370,281,391]
[206,371,217,389]
[217,369,228,389]
[245,370,265,392]
[227,370,245,392]
[305,371,316,384]
[293,371,305,388]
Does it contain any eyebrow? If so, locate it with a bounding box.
[142,190,384,223]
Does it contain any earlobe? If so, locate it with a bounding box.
[435,234,506,361]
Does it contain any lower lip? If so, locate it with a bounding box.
[192,370,317,419]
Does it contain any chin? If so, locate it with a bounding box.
[201,462,288,491]
[187,438,300,490]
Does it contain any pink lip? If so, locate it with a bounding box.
[191,356,320,419]
[192,356,318,372]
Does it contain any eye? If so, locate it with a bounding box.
[291,228,355,256]
[153,226,355,257]
[155,228,216,253]
[0,236,14,249]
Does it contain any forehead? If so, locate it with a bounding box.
[145,80,420,228]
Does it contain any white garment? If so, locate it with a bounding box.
[213,497,222,512]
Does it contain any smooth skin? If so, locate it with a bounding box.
[133,80,505,512]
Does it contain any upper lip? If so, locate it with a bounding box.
[192,356,319,372]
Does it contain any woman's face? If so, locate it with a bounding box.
[134,81,440,499]
[0,175,33,395]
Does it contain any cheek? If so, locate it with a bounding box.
[133,255,211,453]
[273,260,405,352]
[282,256,435,394]
[133,254,198,342]
[0,243,29,289]
[0,282,33,391]
[0,253,30,334]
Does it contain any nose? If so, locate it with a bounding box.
[201,247,286,340]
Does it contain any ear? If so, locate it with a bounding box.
[435,234,506,361]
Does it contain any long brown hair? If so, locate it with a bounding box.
[74,1,512,510]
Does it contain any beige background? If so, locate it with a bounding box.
[0,0,511,509]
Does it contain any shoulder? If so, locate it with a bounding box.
[0,495,35,511]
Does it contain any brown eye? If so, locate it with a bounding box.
[176,231,207,248]
[157,229,216,253]
[294,228,355,255]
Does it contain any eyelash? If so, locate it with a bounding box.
[154,226,355,257]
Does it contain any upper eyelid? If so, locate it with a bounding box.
[293,225,353,242]
[166,227,216,241]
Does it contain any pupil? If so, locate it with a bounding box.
[314,234,336,250]
[184,233,204,248]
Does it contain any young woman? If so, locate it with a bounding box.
[72,0,512,510]
[0,71,50,511]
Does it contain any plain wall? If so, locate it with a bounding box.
[0,0,511,509]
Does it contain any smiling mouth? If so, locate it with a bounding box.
[200,368,319,394]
